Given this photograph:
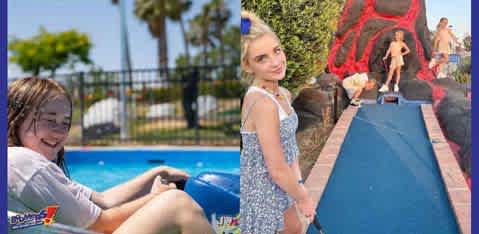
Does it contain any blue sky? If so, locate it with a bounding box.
[425,0,471,37]
[8,0,241,77]
[8,0,470,78]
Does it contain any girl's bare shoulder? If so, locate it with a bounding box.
[243,91,277,115]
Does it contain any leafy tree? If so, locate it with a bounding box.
[207,0,231,64]
[187,0,232,66]
[177,25,239,68]
[187,8,214,66]
[168,0,193,65]
[242,0,344,90]
[134,0,193,75]
[8,27,92,76]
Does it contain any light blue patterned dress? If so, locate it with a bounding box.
[240,86,300,233]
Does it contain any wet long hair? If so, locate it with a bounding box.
[8,77,73,177]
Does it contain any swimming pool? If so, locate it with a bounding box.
[66,147,240,191]
[307,105,460,234]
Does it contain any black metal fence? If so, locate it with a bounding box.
[48,64,242,146]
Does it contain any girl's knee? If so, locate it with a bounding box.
[283,223,302,234]
[157,190,203,213]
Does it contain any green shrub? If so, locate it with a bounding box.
[199,80,245,98]
[242,0,344,91]
[452,56,471,84]
[460,56,471,74]
[139,85,183,103]
[213,80,245,98]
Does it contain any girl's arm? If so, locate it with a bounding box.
[279,87,303,181]
[383,45,391,60]
[91,167,188,209]
[402,43,411,56]
[291,158,303,182]
[253,97,309,202]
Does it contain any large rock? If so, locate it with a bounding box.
[432,78,468,97]
[146,103,176,119]
[398,79,432,101]
[356,19,395,61]
[328,0,432,80]
[316,72,343,88]
[316,73,350,111]
[415,0,432,60]
[436,92,471,158]
[374,0,411,16]
[292,88,334,132]
[334,32,356,67]
[336,0,365,37]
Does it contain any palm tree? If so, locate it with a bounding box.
[187,6,214,66]
[169,0,193,65]
[111,0,133,83]
[207,0,231,65]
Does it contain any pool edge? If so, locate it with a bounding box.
[421,104,471,234]
[65,146,239,151]
[304,106,358,208]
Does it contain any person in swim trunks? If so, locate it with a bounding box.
[429,17,461,78]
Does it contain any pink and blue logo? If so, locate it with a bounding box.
[9,206,59,230]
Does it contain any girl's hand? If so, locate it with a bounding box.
[297,187,316,222]
[151,175,177,194]
[154,166,190,182]
[383,56,387,60]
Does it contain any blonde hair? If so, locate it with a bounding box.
[241,10,280,85]
[394,30,404,41]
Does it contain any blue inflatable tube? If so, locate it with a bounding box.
[184,172,240,232]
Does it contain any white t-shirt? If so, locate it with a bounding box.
[8,147,101,228]
[342,73,369,99]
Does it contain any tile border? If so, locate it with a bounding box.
[304,105,471,234]
[305,106,358,206]
[421,104,471,234]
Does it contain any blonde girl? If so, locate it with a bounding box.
[240,11,315,234]
[380,30,410,93]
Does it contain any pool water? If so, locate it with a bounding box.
[66,149,239,191]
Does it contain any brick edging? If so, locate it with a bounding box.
[421,104,471,234]
[304,106,358,206]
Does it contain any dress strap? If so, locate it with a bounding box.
[248,86,288,117]
[240,93,268,131]
[240,87,287,131]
